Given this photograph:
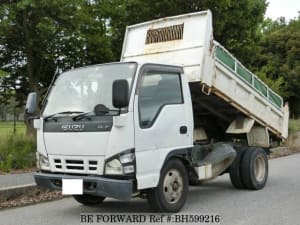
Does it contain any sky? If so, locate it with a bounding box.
[265,0,299,21]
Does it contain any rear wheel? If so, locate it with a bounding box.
[229,146,246,189]
[73,194,105,205]
[241,147,268,190]
[147,159,188,212]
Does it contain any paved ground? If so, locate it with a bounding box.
[0,172,35,188]
[0,154,300,225]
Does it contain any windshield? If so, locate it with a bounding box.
[43,63,137,116]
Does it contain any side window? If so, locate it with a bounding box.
[138,72,183,128]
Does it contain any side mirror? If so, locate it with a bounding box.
[112,79,129,109]
[25,92,37,114]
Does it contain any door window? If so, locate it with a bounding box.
[138,72,183,128]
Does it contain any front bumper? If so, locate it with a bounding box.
[34,172,133,200]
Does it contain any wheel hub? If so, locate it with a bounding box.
[254,154,266,182]
[163,169,183,204]
[172,181,179,191]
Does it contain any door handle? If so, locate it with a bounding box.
[180,126,187,134]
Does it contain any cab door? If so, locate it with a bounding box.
[133,64,193,189]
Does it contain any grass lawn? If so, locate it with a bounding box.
[0,121,26,137]
[0,121,35,172]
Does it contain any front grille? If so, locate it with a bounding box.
[66,165,84,170]
[66,160,83,164]
[88,160,97,171]
[54,159,62,169]
[53,158,99,173]
[65,159,84,170]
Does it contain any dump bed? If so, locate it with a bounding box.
[121,10,289,140]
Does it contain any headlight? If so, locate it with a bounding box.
[104,149,135,175]
[105,159,123,175]
[123,165,135,174]
[37,152,50,171]
[120,153,135,164]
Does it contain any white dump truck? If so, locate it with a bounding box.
[26,10,289,212]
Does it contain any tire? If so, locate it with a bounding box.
[229,146,247,189]
[73,194,105,205]
[241,147,268,190]
[147,158,188,212]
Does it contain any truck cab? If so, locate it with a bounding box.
[32,61,196,211]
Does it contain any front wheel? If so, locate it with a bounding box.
[147,159,188,212]
[73,194,105,205]
[241,147,268,190]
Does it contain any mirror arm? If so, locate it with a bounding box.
[27,116,40,120]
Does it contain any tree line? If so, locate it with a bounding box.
[0,0,299,116]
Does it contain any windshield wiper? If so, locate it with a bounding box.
[73,108,121,121]
[72,111,94,121]
[44,111,84,121]
[73,104,112,121]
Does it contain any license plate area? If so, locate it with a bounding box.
[62,179,83,195]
